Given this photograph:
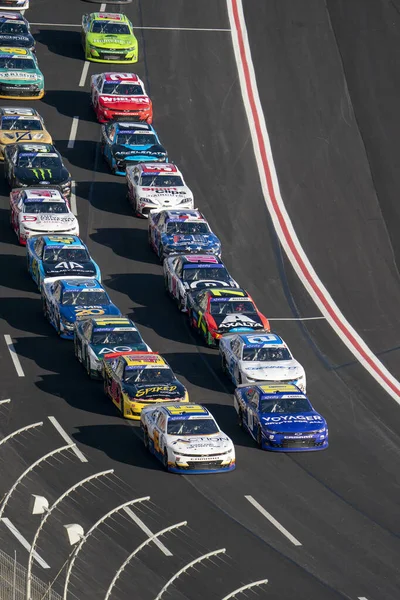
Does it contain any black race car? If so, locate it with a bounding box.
[0,12,35,51]
[4,143,72,198]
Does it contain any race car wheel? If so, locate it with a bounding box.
[41,297,48,320]
[86,354,93,379]
[162,449,168,471]
[103,378,109,397]
[257,426,263,449]
[158,244,164,262]
[221,356,228,374]
[143,429,150,450]
[74,339,81,362]
[237,410,244,428]
[237,372,242,385]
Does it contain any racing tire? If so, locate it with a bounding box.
[85,353,94,379]
[162,449,168,471]
[74,339,81,362]
[143,429,150,451]
[158,245,164,263]
[237,372,242,385]
[256,426,263,449]
[221,356,228,374]
[177,295,184,312]
[237,410,244,428]
[103,378,109,397]
[41,297,48,321]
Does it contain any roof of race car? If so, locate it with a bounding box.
[123,354,166,368]
[58,279,102,292]
[91,13,127,22]
[163,404,210,418]
[114,122,152,132]
[23,189,64,202]
[103,73,139,82]
[181,255,221,266]
[0,107,38,117]
[256,383,304,397]
[140,163,178,174]
[0,47,30,56]
[239,333,284,347]
[164,210,203,222]
[208,288,248,299]
[91,317,133,328]
[16,143,55,154]
[42,235,83,247]
[0,13,26,22]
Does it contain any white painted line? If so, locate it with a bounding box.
[79,60,90,88]
[123,506,172,556]
[0,399,11,405]
[4,335,24,377]
[358,597,369,600]
[1,518,50,569]
[245,495,302,546]
[70,180,77,216]
[268,317,326,321]
[48,416,88,463]
[100,3,107,11]
[67,117,79,149]
[227,0,400,404]
[30,22,230,32]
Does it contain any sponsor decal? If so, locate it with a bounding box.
[0,71,37,80]
[135,385,177,398]
[54,261,84,270]
[263,415,324,422]
[98,345,136,354]
[31,168,52,179]
[100,95,149,104]
[75,308,105,317]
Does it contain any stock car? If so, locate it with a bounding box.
[163,254,239,312]
[234,383,328,452]
[126,163,194,218]
[101,121,167,176]
[82,13,138,64]
[4,143,72,198]
[0,107,52,159]
[26,235,101,290]
[141,404,236,474]
[42,279,121,340]
[0,12,34,50]
[148,209,222,261]
[74,316,149,379]
[103,352,189,419]
[0,2,29,15]
[0,46,43,99]
[90,72,152,124]
[219,332,306,390]
[9,187,78,245]
[187,288,271,347]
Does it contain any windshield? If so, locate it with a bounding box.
[140,174,184,187]
[0,22,29,34]
[243,347,291,361]
[91,21,130,35]
[167,418,219,436]
[17,154,60,168]
[260,397,312,414]
[116,133,156,146]
[0,57,35,69]
[183,267,229,283]
[23,202,68,214]
[62,291,109,306]
[2,118,43,131]
[124,367,174,384]
[92,330,142,345]
[43,247,89,263]
[210,300,256,315]
[102,82,143,95]
[166,222,210,235]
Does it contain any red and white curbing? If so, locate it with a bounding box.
[226,0,400,403]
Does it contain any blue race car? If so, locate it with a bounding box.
[26,234,101,290]
[148,209,222,261]
[101,120,167,175]
[234,382,328,452]
[41,279,121,339]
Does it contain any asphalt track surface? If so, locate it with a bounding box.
[0,1,399,599]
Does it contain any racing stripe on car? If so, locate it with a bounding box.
[227,0,400,403]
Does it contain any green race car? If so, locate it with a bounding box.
[0,46,44,99]
[81,12,138,64]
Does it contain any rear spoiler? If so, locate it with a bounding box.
[103,351,159,361]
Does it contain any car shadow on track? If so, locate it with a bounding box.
[56,140,100,171]
[35,29,83,60]
[82,183,133,217]
[42,90,95,121]
[91,227,157,264]
[0,256,38,294]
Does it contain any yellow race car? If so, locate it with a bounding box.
[0,107,51,160]
[103,351,189,419]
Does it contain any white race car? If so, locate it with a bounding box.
[0,1,29,15]
[9,187,79,245]
[126,162,194,217]
[141,403,236,473]
[219,332,306,391]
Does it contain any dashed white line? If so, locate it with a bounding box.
[245,495,302,546]
[0,399,11,405]
[4,335,24,377]
[100,2,107,11]
[70,180,77,216]
[48,416,88,463]
[358,597,369,600]
[79,60,90,87]
[1,518,50,568]
[30,22,230,32]
[123,506,172,556]
[67,117,79,149]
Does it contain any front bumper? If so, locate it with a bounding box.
[168,457,236,474]
[137,199,194,218]
[96,106,152,124]
[0,83,44,100]
[21,226,79,242]
[123,397,189,420]
[86,47,138,64]
[262,433,328,452]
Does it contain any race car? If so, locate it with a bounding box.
[42,279,121,340]
[0,12,34,50]
[101,121,167,176]
[0,2,29,16]
[0,107,52,160]
[126,163,194,218]
[90,72,152,124]
[219,332,306,390]
[163,254,239,312]
[4,143,72,198]
[141,404,236,474]
[26,235,101,290]
[0,46,43,99]
[234,383,328,452]
[148,209,222,261]
[74,316,149,379]
[103,352,188,420]
[82,13,138,64]
[10,187,78,245]
[187,288,271,347]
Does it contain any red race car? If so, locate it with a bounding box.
[90,72,153,124]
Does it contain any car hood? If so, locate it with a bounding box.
[138,186,193,202]
[14,166,69,185]
[183,279,235,292]
[60,305,120,322]
[0,69,41,82]
[240,360,304,381]
[99,94,151,110]
[123,381,186,402]
[261,412,326,433]
[163,234,220,251]
[87,34,136,48]
[42,260,97,278]
[169,434,232,455]
[112,143,167,159]
[0,130,51,144]
[91,341,147,359]
[213,312,265,332]
[0,33,34,48]
[21,213,77,229]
